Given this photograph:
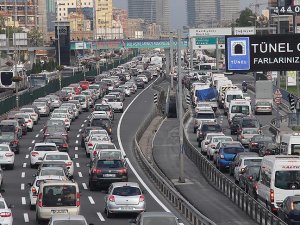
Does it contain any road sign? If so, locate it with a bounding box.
[193,37,225,50]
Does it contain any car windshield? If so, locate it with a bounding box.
[257,102,271,106]
[0,133,14,141]
[231,105,250,114]
[223,147,244,154]
[242,119,259,128]
[275,171,300,190]
[94,105,110,111]
[213,137,232,143]
[42,185,76,207]
[99,151,122,159]
[97,160,123,168]
[244,159,262,166]
[20,108,34,113]
[142,217,178,225]
[34,146,57,151]
[204,125,222,132]
[74,96,86,102]
[47,121,64,126]
[0,146,9,151]
[47,126,65,133]
[53,221,86,225]
[196,113,215,119]
[95,144,115,149]
[45,155,68,160]
[46,138,65,144]
[0,125,15,132]
[15,113,30,119]
[243,129,260,135]
[51,114,65,118]
[91,119,110,127]
[34,102,46,107]
[112,186,141,196]
[252,135,273,142]
[40,169,65,176]
[227,95,243,101]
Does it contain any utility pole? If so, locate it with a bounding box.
[177,29,185,183]
[14,0,19,110]
[169,32,174,90]
[57,22,61,90]
[189,36,193,73]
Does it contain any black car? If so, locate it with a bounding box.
[90,118,112,135]
[135,78,145,89]
[0,133,20,154]
[239,165,260,199]
[258,142,280,157]
[230,115,245,135]
[278,196,300,225]
[249,135,273,153]
[43,125,69,142]
[44,136,69,152]
[88,159,128,191]
[197,123,222,145]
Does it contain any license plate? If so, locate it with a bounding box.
[51,209,68,214]
[122,206,133,210]
[103,174,116,178]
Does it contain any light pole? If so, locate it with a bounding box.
[13,0,19,110]
[169,32,174,90]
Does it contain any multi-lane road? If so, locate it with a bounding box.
[3,78,187,225]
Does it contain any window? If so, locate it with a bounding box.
[112,186,141,196]
[45,155,68,161]
[260,167,271,187]
[291,145,300,155]
[275,171,300,190]
[42,185,76,207]
[231,106,250,115]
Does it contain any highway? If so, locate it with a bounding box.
[3,78,187,225]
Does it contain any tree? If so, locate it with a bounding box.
[27,27,43,46]
[235,8,256,27]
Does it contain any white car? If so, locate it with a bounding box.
[20,108,38,124]
[61,103,79,118]
[85,134,111,157]
[137,75,148,83]
[73,95,89,112]
[0,196,13,225]
[42,152,74,176]
[233,157,262,184]
[29,143,59,168]
[50,113,71,130]
[200,133,224,155]
[207,136,233,160]
[0,144,14,170]
[15,113,34,132]
[28,175,67,210]
[91,142,117,160]
[53,108,74,121]
[119,85,131,97]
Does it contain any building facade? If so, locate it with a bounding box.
[113,8,128,36]
[186,0,196,28]
[95,0,113,39]
[194,0,218,28]
[218,0,240,26]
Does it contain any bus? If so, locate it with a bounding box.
[30,71,58,87]
[0,64,28,91]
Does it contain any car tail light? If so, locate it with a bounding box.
[270,189,274,203]
[28,119,32,123]
[0,212,11,217]
[76,192,80,207]
[118,168,127,174]
[32,187,37,195]
[38,193,42,207]
[108,195,115,202]
[220,154,224,159]
[254,182,258,191]
[248,176,253,180]
[108,128,112,133]
[139,195,145,202]
[92,168,101,174]
[93,150,97,156]
[65,119,69,122]
[88,143,93,147]
[44,133,49,136]
[5,153,13,157]
[31,151,39,156]
[65,162,72,166]
[63,143,68,148]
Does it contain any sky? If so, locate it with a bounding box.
[113,0,268,30]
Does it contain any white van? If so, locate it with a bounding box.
[217,84,237,108]
[280,133,300,155]
[257,155,300,213]
[228,99,252,123]
[224,87,243,115]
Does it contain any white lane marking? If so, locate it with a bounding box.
[75,140,79,144]
[31,140,35,144]
[79,129,82,132]
[24,213,29,223]
[84,120,87,123]
[81,124,84,127]
[40,129,43,132]
[23,163,26,168]
[97,212,105,221]
[35,134,39,138]
[88,196,95,204]
[22,197,26,205]
[21,183,25,190]
[25,154,29,159]
[75,154,78,159]
[117,78,170,212]
[78,172,83,177]
[77,134,80,138]
[82,183,87,189]
[76,163,80,168]
[21,172,25,178]
[75,147,78,151]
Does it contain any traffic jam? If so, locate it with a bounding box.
[0,52,182,225]
[186,59,300,224]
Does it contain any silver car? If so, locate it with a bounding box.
[131,212,181,225]
[104,182,146,217]
[48,214,93,225]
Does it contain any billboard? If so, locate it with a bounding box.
[189,28,232,37]
[226,34,300,72]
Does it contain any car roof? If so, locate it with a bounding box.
[111,182,140,188]
[34,143,57,147]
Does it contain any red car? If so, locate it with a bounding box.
[69,84,82,95]
[80,81,90,90]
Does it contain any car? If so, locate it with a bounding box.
[80,80,90,90]
[0,144,14,169]
[215,141,245,171]
[230,115,245,135]
[28,175,67,210]
[43,126,69,143]
[278,196,300,225]
[15,113,34,132]
[48,215,94,225]
[20,106,39,124]
[73,95,89,112]
[200,132,224,153]
[233,156,262,184]
[258,142,280,157]
[137,74,148,83]
[29,143,59,168]
[193,107,216,133]
[42,152,74,176]
[91,143,117,160]
[53,108,74,121]
[229,152,259,176]
[80,127,101,148]
[0,133,20,154]
[96,149,126,161]
[68,100,82,113]
[206,135,233,160]
[43,120,66,132]
[103,95,123,113]
[90,118,112,135]
[85,135,111,157]
[61,103,79,119]
[110,91,125,102]
[33,101,50,116]
[44,136,69,152]
[237,116,261,134]
[0,196,13,225]
[249,135,274,153]
[104,182,145,217]
[88,159,128,191]
[0,119,22,139]
[131,212,182,225]
[14,117,27,135]
[119,84,131,97]
[196,122,222,144]
[50,113,71,130]
[237,128,261,146]
[238,165,260,198]
[93,103,114,120]
[46,94,62,108]
[135,78,145,88]
[255,101,272,115]
[37,167,68,177]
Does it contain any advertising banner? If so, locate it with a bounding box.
[287,71,297,86]
[226,34,300,72]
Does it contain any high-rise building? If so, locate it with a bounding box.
[219,0,240,26]
[128,0,169,32]
[194,0,218,28]
[186,0,196,27]
[95,0,113,39]
[113,8,128,35]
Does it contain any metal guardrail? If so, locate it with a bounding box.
[182,111,286,225]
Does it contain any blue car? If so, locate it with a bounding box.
[216,141,245,171]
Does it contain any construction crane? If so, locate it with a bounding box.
[249,1,268,15]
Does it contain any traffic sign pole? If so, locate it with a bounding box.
[274,89,282,128]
